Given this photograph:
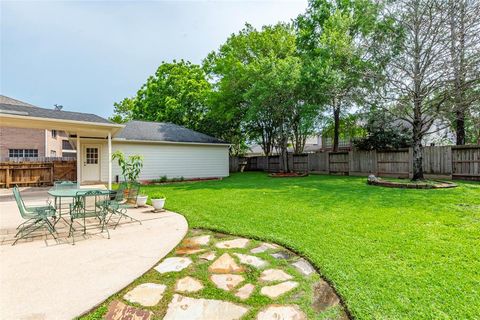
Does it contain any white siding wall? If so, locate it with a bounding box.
[100,142,229,182]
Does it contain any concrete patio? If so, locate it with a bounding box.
[0,188,188,319]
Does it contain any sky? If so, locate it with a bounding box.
[1,0,308,118]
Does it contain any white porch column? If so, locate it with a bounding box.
[76,135,81,187]
[108,132,112,190]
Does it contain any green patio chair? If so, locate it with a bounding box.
[51,180,77,214]
[104,182,142,229]
[68,190,110,245]
[12,186,57,246]
[53,181,77,189]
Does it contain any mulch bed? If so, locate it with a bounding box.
[367,178,457,189]
[269,172,309,178]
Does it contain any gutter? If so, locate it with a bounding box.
[0,113,124,129]
[112,138,231,147]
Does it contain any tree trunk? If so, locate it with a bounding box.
[411,120,424,181]
[333,104,340,152]
[449,0,468,145]
[456,110,466,145]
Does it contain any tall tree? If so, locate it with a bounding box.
[296,0,397,151]
[244,55,303,170]
[110,97,135,123]
[385,0,450,180]
[446,0,480,145]
[112,60,211,131]
[204,23,312,158]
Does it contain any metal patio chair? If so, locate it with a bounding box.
[53,180,77,190]
[104,182,142,229]
[12,186,57,245]
[68,190,110,245]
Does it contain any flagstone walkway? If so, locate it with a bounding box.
[87,229,348,320]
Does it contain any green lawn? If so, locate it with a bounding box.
[142,173,480,319]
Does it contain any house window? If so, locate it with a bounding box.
[9,149,39,158]
[86,147,98,164]
[50,150,57,157]
[51,130,57,138]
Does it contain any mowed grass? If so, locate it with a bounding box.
[143,173,480,320]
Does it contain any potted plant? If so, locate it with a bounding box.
[151,194,166,210]
[112,151,144,202]
[136,194,148,207]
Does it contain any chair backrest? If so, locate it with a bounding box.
[114,183,128,202]
[72,190,106,216]
[54,181,77,190]
[12,186,29,218]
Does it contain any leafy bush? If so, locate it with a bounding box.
[354,111,412,150]
[111,151,143,183]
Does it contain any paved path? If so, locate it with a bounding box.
[101,229,348,320]
[0,195,188,320]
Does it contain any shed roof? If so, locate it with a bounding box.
[0,95,111,124]
[115,120,227,145]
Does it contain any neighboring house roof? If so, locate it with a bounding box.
[114,120,228,145]
[0,95,111,124]
[0,95,38,108]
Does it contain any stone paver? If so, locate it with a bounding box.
[270,251,295,260]
[260,269,293,282]
[292,259,315,276]
[185,235,211,246]
[199,251,216,261]
[235,283,255,300]
[208,253,244,273]
[155,257,192,273]
[312,279,340,312]
[234,253,268,268]
[250,243,278,254]
[105,300,153,320]
[260,281,299,299]
[123,283,167,307]
[210,274,245,291]
[175,276,204,293]
[215,238,249,249]
[163,294,249,320]
[256,305,307,320]
[176,247,205,255]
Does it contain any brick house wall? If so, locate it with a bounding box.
[0,127,67,159]
[45,130,66,157]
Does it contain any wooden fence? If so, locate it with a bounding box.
[0,159,77,188]
[230,145,480,180]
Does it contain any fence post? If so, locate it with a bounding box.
[408,147,413,179]
[373,150,378,175]
[326,152,330,173]
[446,146,453,178]
[5,168,10,188]
[348,150,353,175]
[50,163,54,185]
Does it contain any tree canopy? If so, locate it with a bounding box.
[111,0,480,178]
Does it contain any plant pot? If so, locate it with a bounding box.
[151,198,166,210]
[136,195,148,207]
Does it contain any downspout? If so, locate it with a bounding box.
[108,132,112,190]
[76,135,81,187]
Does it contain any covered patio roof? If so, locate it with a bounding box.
[0,97,124,188]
